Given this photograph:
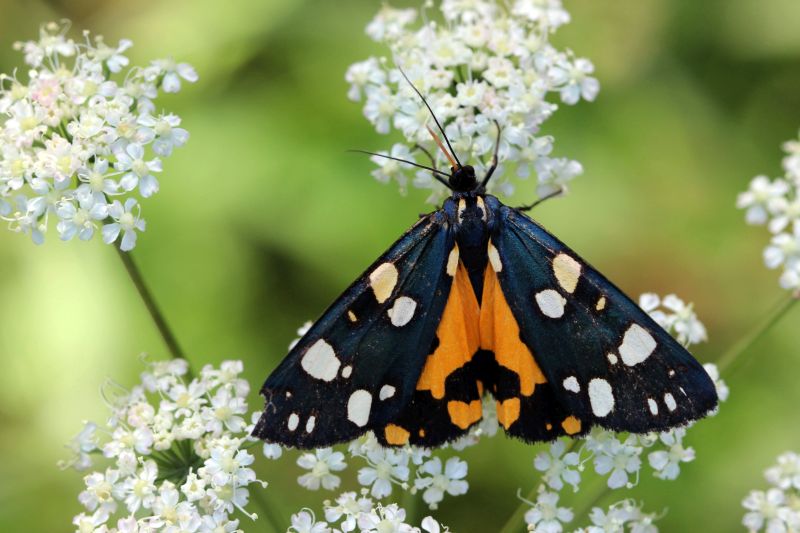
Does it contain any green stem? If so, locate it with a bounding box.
[498,439,580,533]
[115,244,187,367]
[249,485,284,533]
[402,488,420,526]
[716,293,798,375]
[571,483,611,527]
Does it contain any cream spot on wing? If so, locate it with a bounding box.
[535,289,567,318]
[457,198,467,222]
[588,378,614,417]
[301,339,341,382]
[607,353,619,365]
[306,416,316,433]
[287,413,299,431]
[369,262,398,304]
[347,389,372,427]
[347,310,357,322]
[664,393,677,412]
[552,253,582,293]
[668,369,676,377]
[488,241,502,272]
[596,296,606,311]
[648,398,659,415]
[379,384,396,401]
[476,196,487,221]
[619,324,657,366]
[341,365,352,379]
[446,245,460,277]
[387,296,417,327]
[563,376,580,393]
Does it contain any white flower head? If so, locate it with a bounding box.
[297,448,348,491]
[523,490,573,533]
[414,456,469,509]
[0,22,195,249]
[534,439,581,492]
[348,0,596,204]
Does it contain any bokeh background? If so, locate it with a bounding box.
[1,0,800,531]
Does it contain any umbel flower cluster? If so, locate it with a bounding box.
[346,0,597,203]
[0,21,196,250]
[741,451,800,532]
[737,130,800,290]
[64,359,264,532]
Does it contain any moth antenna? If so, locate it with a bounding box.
[397,66,463,168]
[426,125,458,169]
[347,149,453,189]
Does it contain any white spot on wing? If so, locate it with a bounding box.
[588,378,615,417]
[535,289,567,318]
[607,353,619,365]
[379,384,396,401]
[619,324,657,366]
[301,339,341,381]
[306,416,316,433]
[387,296,417,327]
[563,376,580,393]
[446,246,460,277]
[648,398,659,415]
[664,393,677,412]
[287,413,299,431]
[347,389,372,427]
[369,263,399,304]
[488,241,502,272]
[341,365,352,379]
[552,253,581,293]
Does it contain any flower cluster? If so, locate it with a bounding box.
[518,293,727,531]
[742,452,800,532]
[0,21,196,250]
[64,358,265,532]
[346,0,597,203]
[737,130,800,290]
[288,493,447,533]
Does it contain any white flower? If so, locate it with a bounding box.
[102,198,146,251]
[534,439,581,492]
[357,448,410,499]
[203,387,248,435]
[289,510,331,533]
[324,491,373,532]
[297,448,348,491]
[584,500,660,533]
[60,421,99,471]
[67,358,265,529]
[703,363,729,403]
[592,434,643,489]
[647,428,695,480]
[0,22,194,249]
[639,293,707,346]
[523,491,573,533]
[414,456,469,509]
[737,176,790,226]
[357,503,415,533]
[742,488,798,533]
[765,452,800,491]
[348,1,594,204]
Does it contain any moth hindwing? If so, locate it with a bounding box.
[253,193,718,448]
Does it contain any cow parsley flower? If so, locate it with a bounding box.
[738,129,800,290]
[580,500,661,533]
[414,456,469,509]
[534,439,581,492]
[0,22,195,249]
[638,293,707,346]
[742,452,800,532]
[523,490,573,533]
[295,493,448,533]
[63,358,266,531]
[647,428,695,481]
[347,0,597,203]
[297,448,348,491]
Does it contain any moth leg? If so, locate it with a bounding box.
[480,120,502,188]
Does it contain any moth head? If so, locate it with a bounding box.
[449,165,477,192]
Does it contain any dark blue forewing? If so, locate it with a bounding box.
[253,210,456,448]
[488,198,718,436]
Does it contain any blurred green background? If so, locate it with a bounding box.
[1,0,800,531]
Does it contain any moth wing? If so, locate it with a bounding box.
[488,204,718,440]
[253,211,457,448]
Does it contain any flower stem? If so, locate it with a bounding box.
[716,293,798,375]
[114,244,186,365]
[498,439,580,533]
[249,485,284,533]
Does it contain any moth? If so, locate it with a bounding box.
[253,77,718,449]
